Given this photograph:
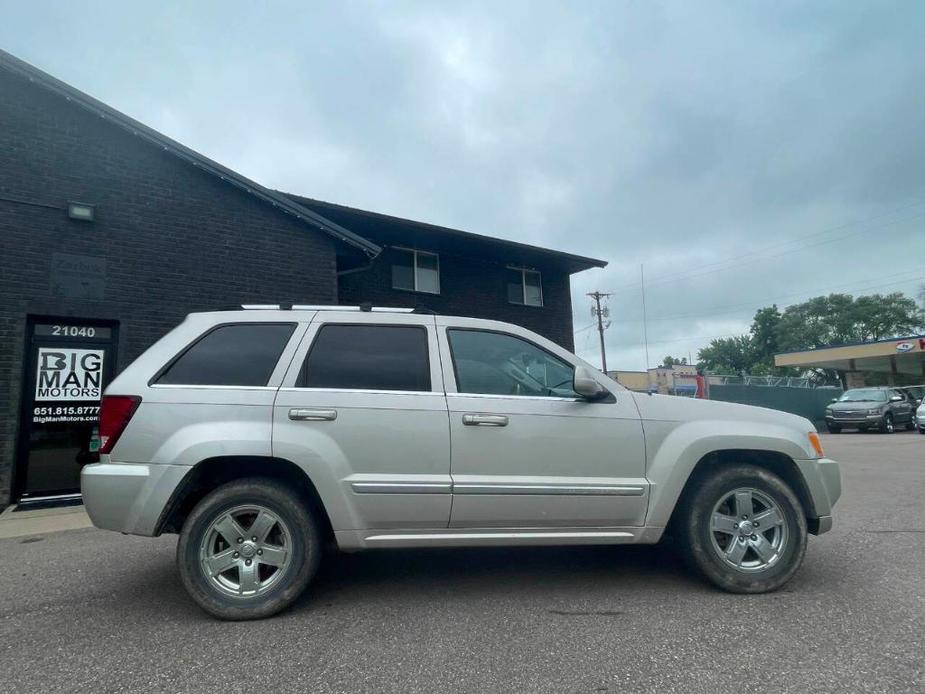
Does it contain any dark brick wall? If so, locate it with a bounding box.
[0,69,339,507]
[339,247,576,350]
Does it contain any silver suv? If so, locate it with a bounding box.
[82,307,841,620]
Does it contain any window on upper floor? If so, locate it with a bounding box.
[506,267,543,307]
[391,249,440,294]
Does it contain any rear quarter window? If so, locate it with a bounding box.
[155,323,296,386]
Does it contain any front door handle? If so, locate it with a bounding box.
[462,413,508,427]
[289,408,337,421]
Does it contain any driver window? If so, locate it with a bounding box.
[447,329,578,398]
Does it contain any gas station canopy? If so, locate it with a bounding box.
[775,335,925,387]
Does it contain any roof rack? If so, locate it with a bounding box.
[240,304,415,313]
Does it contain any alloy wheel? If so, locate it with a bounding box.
[709,488,788,573]
[199,505,292,597]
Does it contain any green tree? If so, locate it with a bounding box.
[697,335,754,374]
[776,293,924,351]
[658,356,688,368]
[749,305,782,370]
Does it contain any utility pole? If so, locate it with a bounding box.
[587,291,611,372]
[640,264,650,370]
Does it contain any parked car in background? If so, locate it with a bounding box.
[917,400,925,434]
[81,307,841,620]
[825,387,917,433]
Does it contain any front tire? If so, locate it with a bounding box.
[676,464,807,593]
[177,478,320,620]
[826,423,841,434]
[880,414,894,434]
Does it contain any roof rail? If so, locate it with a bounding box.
[240,304,415,313]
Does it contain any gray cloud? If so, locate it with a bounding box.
[3,0,923,368]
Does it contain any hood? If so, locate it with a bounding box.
[828,400,884,412]
[629,392,813,431]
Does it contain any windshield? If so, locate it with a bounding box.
[838,388,887,403]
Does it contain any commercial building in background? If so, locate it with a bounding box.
[609,364,701,395]
[775,335,925,388]
[0,50,606,509]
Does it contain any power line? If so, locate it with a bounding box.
[607,266,925,325]
[606,199,925,293]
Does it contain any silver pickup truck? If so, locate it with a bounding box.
[81,306,841,620]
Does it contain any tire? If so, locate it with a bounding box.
[177,477,320,620]
[905,419,915,431]
[676,464,807,594]
[880,414,894,434]
[826,424,841,434]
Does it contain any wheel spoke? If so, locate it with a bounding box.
[725,536,748,565]
[734,491,753,519]
[248,510,277,544]
[205,548,238,576]
[238,562,259,593]
[213,514,248,547]
[258,545,288,568]
[711,512,739,535]
[750,534,777,563]
[753,507,783,529]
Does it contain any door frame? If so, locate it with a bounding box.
[13,315,120,502]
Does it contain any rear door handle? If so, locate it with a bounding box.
[462,413,508,427]
[289,408,337,421]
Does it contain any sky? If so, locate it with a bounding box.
[2,1,924,369]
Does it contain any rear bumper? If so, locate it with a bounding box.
[795,457,841,535]
[81,462,189,536]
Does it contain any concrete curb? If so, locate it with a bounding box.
[0,504,94,539]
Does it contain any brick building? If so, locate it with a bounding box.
[0,50,605,508]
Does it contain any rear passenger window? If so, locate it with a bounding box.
[300,324,431,392]
[156,323,295,386]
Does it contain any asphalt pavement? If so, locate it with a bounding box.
[1,432,923,693]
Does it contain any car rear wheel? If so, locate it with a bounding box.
[880,414,894,434]
[177,477,320,620]
[676,464,807,593]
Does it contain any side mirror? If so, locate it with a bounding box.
[890,395,903,402]
[829,398,838,404]
[573,366,610,401]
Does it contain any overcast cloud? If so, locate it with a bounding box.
[3,1,924,368]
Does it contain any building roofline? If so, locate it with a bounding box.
[774,333,925,357]
[0,49,381,258]
[282,193,609,273]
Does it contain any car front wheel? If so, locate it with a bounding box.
[676,464,807,593]
[177,477,320,620]
[880,414,894,434]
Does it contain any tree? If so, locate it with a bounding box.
[776,293,924,351]
[697,335,754,374]
[658,356,688,368]
[749,305,782,370]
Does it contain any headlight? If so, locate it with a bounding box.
[868,408,881,415]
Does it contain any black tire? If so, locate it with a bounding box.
[905,419,915,431]
[826,424,841,434]
[177,477,320,620]
[880,413,894,434]
[676,464,807,594]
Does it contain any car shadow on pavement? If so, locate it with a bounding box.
[289,540,702,613]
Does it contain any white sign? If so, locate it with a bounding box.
[896,342,914,353]
[35,348,105,401]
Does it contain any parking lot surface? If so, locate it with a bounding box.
[1,433,922,693]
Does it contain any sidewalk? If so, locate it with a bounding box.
[0,504,94,539]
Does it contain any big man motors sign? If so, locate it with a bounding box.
[35,348,105,401]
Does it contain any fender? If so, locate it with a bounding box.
[643,418,813,528]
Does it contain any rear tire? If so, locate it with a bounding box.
[177,477,320,620]
[676,464,807,594]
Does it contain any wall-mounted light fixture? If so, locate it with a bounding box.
[67,201,95,222]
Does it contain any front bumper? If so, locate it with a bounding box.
[794,457,841,535]
[825,413,882,426]
[81,462,190,536]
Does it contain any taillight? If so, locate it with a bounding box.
[99,395,141,454]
